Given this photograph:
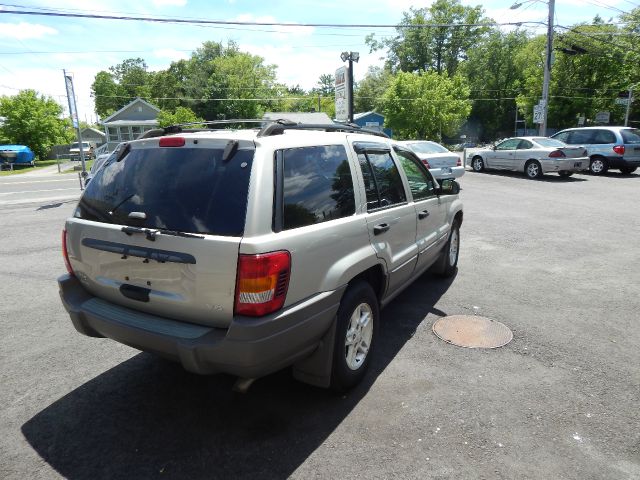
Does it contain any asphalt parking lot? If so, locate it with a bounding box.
[1,169,639,479]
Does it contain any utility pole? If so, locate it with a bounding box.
[625,86,634,127]
[540,0,555,136]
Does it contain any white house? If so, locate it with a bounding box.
[99,98,160,154]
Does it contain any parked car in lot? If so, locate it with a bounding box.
[398,140,465,179]
[550,126,640,175]
[58,122,463,391]
[469,136,589,179]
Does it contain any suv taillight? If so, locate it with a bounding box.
[235,251,291,316]
[62,229,74,276]
[422,159,431,169]
[613,145,625,155]
[548,150,566,158]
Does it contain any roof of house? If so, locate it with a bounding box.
[82,127,106,138]
[102,97,161,124]
[262,112,333,125]
[353,111,383,121]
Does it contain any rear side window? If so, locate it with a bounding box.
[77,145,254,236]
[281,145,355,230]
[592,130,616,144]
[358,151,407,210]
[568,130,594,144]
[621,129,640,144]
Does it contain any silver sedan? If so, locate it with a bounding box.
[469,137,589,179]
[398,140,465,180]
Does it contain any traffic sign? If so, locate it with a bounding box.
[595,111,610,123]
[533,105,544,124]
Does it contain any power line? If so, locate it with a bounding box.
[0,8,544,29]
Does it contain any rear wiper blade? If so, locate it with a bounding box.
[121,226,204,241]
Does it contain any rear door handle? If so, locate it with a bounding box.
[373,223,390,235]
[418,210,430,219]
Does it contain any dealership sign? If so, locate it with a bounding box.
[335,66,349,122]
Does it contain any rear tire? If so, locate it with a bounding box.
[589,157,608,175]
[471,156,485,172]
[330,281,379,392]
[620,166,637,175]
[525,160,543,179]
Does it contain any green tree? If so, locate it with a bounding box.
[379,71,471,140]
[461,30,529,140]
[367,0,489,76]
[313,74,335,96]
[0,90,73,159]
[354,66,393,112]
[207,51,279,119]
[157,106,204,127]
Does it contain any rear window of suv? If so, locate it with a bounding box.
[76,144,254,236]
[621,129,640,144]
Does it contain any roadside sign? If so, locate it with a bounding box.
[577,116,585,126]
[615,98,629,106]
[533,105,544,124]
[334,66,349,122]
[595,111,610,123]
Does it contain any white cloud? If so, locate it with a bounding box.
[232,14,315,37]
[153,48,190,61]
[0,22,58,40]
[152,0,188,6]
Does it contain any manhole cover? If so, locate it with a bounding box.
[432,315,512,348]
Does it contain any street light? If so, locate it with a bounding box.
[340,51,359,123]
[511,0,555,136]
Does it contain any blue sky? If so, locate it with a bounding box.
[0,0,634,122]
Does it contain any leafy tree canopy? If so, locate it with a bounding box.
[0,90,73,159]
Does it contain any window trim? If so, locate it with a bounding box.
[358,150,408,213]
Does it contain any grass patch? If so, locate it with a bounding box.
[61,160,94,174]
[0,160,62,176]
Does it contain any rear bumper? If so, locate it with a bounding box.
[430,166,465,179]
[605,156,640,169]
[58,274,343,378]
[542,157,590,173]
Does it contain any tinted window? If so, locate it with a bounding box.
[592,130,616,144]
[568,130,594,144]
[534,138,566,148]
[517,140,533,149]
[407,141,449,154]
[395,149,436,200]
[282,145,355,230]
[358,152,406,210]
[621,129,640,144]
[495,139,520,150]
[77,145,254,236]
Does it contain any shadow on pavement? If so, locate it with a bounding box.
[22,273,456,480]
[470,170,588,183]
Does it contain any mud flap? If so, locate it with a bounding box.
[292,316,337,388]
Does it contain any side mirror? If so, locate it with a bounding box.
[438,178,460,195]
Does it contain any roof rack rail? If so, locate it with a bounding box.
[257,120,389,138]
[137,119,268,140]
[137,118,389,140]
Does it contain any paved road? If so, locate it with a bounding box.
[1,169,639,479]
[0,167,82,206]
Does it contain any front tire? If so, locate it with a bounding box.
[525,160,543,179]
[589,157,608,175]
[433,220,460,278]
[330,281,379,392]
[471,156,485,172]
